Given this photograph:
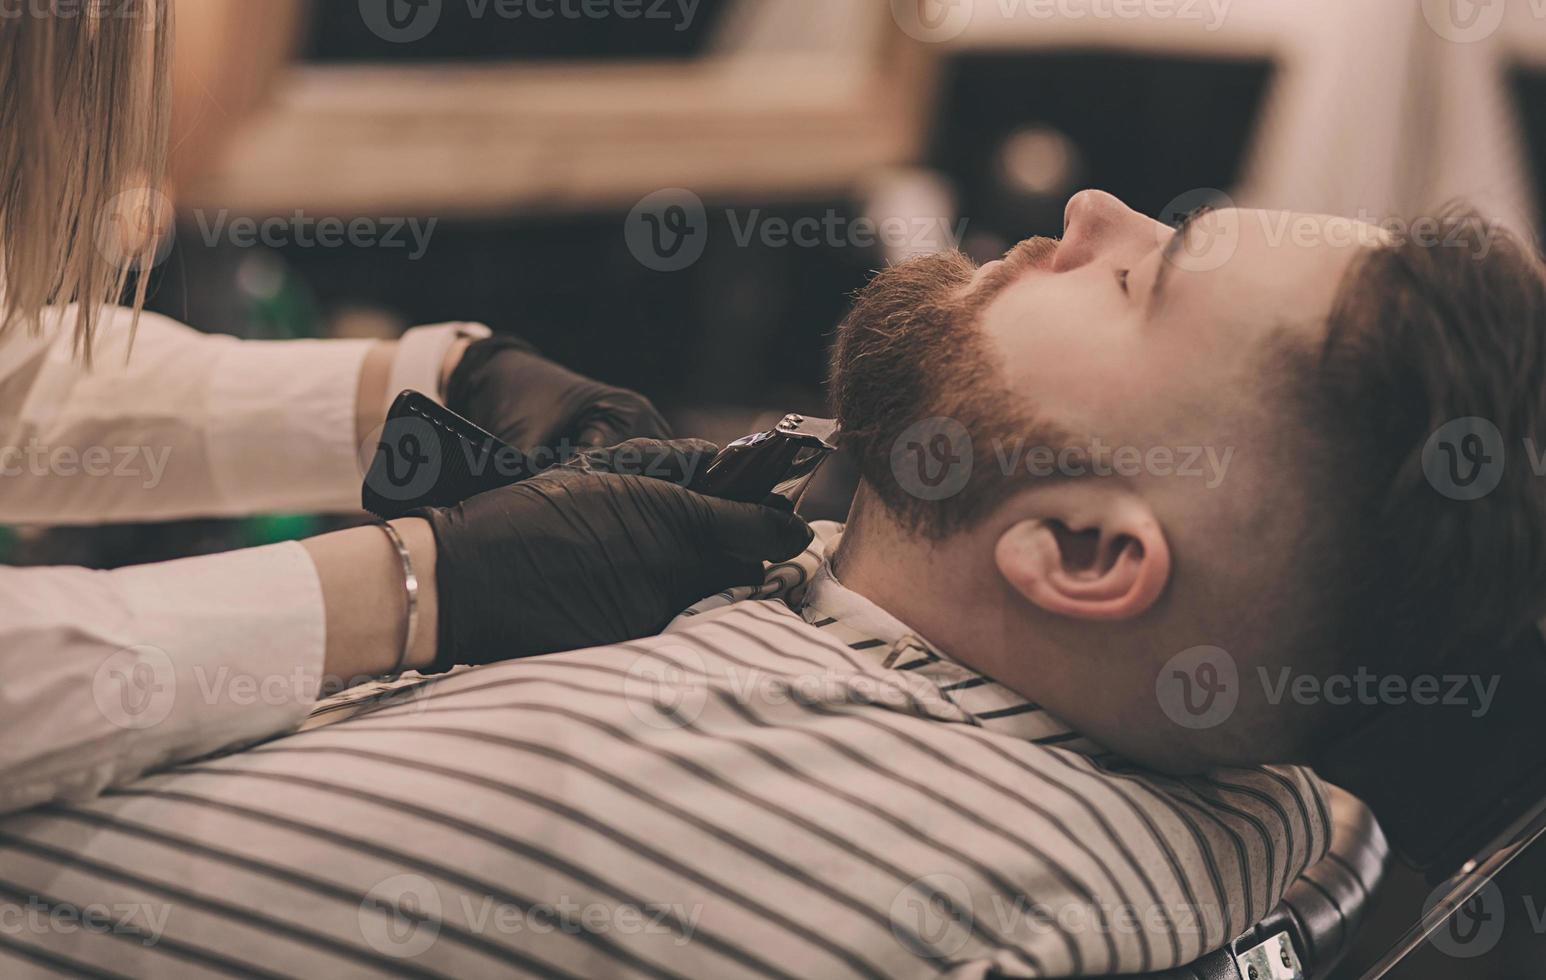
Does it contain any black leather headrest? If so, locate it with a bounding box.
[1137,784,1388,980]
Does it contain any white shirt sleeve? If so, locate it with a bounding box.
[0,540,327,816]
[0,305,483,525]
[0,307,487,816]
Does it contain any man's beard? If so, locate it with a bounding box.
[829,238,1057,435]
[828,246,1043,534]
[829,249,982,445]
[973,237,1059,310]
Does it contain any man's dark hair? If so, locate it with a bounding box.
[1284,211,1546,672]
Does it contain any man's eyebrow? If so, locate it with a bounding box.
[1148,206,1211,314]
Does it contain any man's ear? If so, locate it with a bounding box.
[993,486,1170,621]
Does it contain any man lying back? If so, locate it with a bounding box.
[2,191,1541,979]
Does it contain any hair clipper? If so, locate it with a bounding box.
[687,414,840,508]
[364,395,839,518]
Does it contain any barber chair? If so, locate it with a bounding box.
[1131,785,1388,980]
[1121,622,1546,980]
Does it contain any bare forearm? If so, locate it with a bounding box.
[326,336,476,684]
[302,518,440,683]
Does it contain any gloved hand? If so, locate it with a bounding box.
[445,335,671,465]
[417,438,814,671]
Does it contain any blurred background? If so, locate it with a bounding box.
[7,0,1546,975]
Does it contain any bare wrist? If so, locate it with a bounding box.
[356,341,397,471]
[440,337,473,397]
[304,517,440,686]
[390,517,440,671]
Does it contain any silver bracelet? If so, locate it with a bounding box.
[376,520,419,681]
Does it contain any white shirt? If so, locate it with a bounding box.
[0,306,485,816]
[0,523,1332,978]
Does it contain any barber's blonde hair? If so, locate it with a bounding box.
[0,0,172,359]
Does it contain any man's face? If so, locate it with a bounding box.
[974,191,1372,472]
[837,190,1388,769]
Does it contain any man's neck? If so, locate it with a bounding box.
[830,518,966,661]
[832,492,1048,698]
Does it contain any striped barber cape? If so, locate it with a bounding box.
[0,524,1329,979]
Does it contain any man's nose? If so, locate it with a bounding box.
[1052,189,1169,273]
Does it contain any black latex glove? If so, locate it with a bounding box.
[417,438,814,672]
[445,335,671,466]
